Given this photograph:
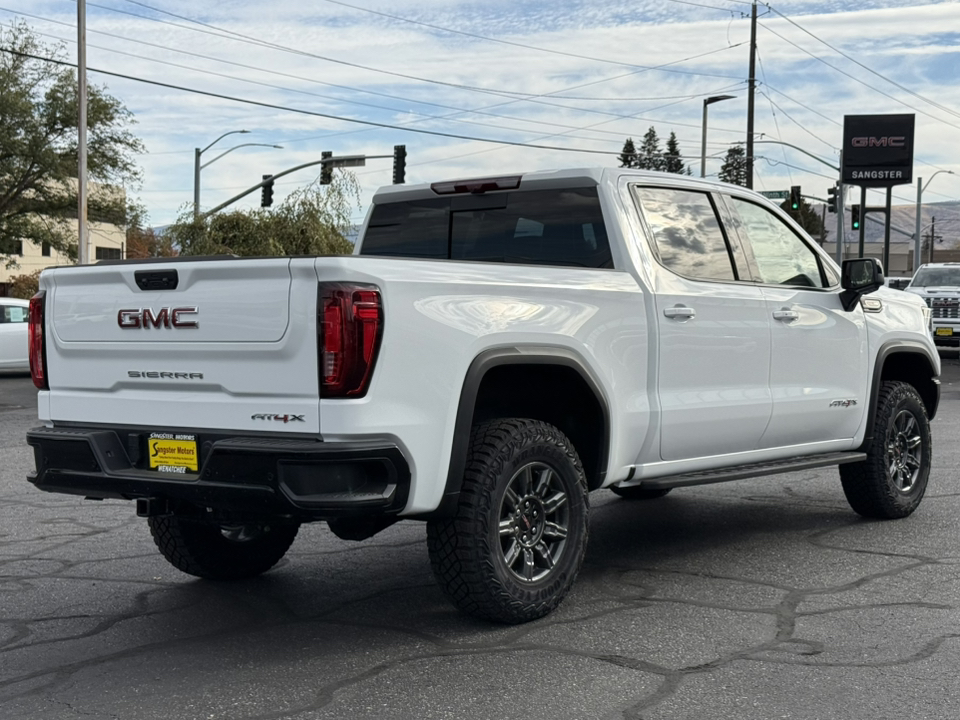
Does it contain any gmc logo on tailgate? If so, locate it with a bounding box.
[118,307,199,329]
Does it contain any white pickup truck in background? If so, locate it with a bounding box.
[26,168,940,623]
[905,261,960,346]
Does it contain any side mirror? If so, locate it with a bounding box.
[840,257,884,311]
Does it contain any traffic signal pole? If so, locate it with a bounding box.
[883,187,892,272]
[858,186,866,259]
[835,151,844,265]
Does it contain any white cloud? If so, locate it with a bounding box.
[6,0,959,227]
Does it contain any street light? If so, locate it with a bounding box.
[914,170,954,270]
[193,130,250,219]
[701,95,736,178]
[200,143,284,170]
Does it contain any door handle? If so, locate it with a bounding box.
[773,309,799,322]
[663,306,696,320]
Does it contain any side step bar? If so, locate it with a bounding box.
[629,452,867,491]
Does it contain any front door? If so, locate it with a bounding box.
[723,196,868,448]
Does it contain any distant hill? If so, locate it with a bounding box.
[817,201,960,248]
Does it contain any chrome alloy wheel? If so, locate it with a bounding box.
[497,461,569,583]
[886,409,923,493]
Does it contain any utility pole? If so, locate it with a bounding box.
[745,1,757,190]
[820,205,826,245]
[77,0,88,264]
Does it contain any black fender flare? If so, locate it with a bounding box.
[859,339,940,451]
[418,346,611,520]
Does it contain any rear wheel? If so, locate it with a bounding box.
[840,381,932,519]
[148,514,299,580]
[427,419,589,624]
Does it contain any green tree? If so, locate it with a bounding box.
[618,137,638,168]
[637,127,664,172]
[166,172,360,257]
[0,22,145,267]
[663,131,689,175]
[718,145,747,186]
[780,198,825,242]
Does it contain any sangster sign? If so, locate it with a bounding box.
[842,114,915,187]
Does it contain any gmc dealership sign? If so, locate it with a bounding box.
[842,114,914,186]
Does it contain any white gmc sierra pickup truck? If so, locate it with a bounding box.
[26,168,940,624]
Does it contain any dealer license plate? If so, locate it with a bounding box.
[935,327,954,337]
[147,432,198,473]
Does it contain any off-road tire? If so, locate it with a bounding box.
[148,514,299,580]
[610,485,672,500]
[427,419,589,624]
[840,381,932,519]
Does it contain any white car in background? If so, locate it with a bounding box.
[0,297,30,371]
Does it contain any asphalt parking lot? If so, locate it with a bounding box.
[2,357,960,720]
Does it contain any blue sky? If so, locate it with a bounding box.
[6,0,960,229]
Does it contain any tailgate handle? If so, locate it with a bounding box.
[135,269,179,291]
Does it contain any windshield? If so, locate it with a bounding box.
[910,267,960,287]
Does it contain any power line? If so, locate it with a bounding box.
[1,47,678,157]
[662,0,754,10]
[320,0,747,69]
[761,83,841,127]
[758,19,960,133]
[44,1,753,133]
[756,46,792,184]
[767,5,960,123]
[755,155,835,181]
[7,9,754,143]
[10,19,709,147]
[759,91,838,152]
[112,0,745,92]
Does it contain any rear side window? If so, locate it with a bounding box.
[361,187,612,269]
[634,186,736,282]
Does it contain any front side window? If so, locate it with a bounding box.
[634,186,736,282]
[727,198,825,288]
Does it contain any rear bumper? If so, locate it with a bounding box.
[26,425,410,520]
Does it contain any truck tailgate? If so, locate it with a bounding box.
[40,259,321,434]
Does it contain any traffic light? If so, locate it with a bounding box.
[826,185,838,213]
[320,151,333,185]
[790,185,801,211]
[260,174,274,208]
[851,204,861,231]
[393,144,406,185]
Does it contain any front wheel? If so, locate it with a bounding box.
[840,381,932,519]
[427,419,589,624]
[148,514,300,580]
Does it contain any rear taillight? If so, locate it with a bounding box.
[319,283,383,398]
[28,290,47,390]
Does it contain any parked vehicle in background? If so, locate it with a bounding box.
[0,297,29,371]
[884,276,912,291]
[905,262,960,346]
[25,168,941,624]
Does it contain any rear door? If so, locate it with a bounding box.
[43,258,322,434]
